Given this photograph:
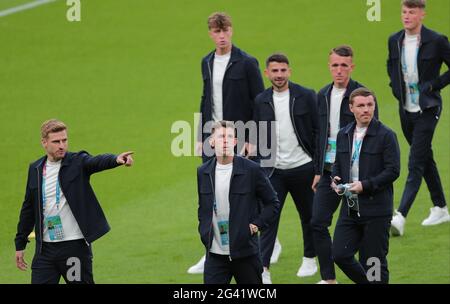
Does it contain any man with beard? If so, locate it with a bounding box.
[253,53,319,283]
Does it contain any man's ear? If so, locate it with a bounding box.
[208,136,214,148]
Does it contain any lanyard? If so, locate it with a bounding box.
[351,129,366,168]
[401,35,420,83]
[42,161,61,210]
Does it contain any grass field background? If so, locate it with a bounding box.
[0,0,448,283]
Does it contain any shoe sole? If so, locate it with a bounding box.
[422,216,450,226]
[297,269,318,277]
[390,225,403,236]
[270,249,282,264]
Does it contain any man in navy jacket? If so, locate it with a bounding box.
[331,88,400,284]
[15,119,134,284]
[196,12,264,161]
[197,121,279,284]
[253,53,319,283]
[191,11,265,275]
[387,0,450,236]
[312,45,378,284]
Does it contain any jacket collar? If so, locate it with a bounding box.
[344,118,380,136]
[207,44,242,64]
[203,155,246,176]
[325,78,358,99]
[33,152,72,169]
[262,81,304,103]
[396,25,433,45]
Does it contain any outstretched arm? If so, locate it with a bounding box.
[82,151,134,175]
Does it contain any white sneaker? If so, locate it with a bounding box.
[270,238,282,264]
[422,206,450,226]
[391,210,405,236]
[316,280,338,284]
[297,257,318,277]
[187,255,205,274]
[262,269,272,284]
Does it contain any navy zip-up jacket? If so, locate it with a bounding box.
[316,79,379,175]
[253,82,320,176]
[387,25,450,110]
[199,45,264,141]
[332,119,401,217]
[197,156,280,259]
[15,151,120,253]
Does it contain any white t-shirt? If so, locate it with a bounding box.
[273,89,312,169]
[350,126,367,182]
[212,52,231,121]
[210,162,233,255]
[402,34,421,113]
[42,160,84,242]
[329,86,346,139]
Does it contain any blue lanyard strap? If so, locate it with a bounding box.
[350,130,365,168]
[42,161,61,210]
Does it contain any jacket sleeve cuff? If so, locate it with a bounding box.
[251,219,264,231]
[361,179,373,194]
[15,238,29,251]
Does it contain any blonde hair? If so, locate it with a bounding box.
[40,119,67,139]
[211,120,236,135]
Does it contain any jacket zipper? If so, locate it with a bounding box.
[321,88,331,174]
[36,166,43,254]
[227,169,235,261]
[222,61,233,121]
[207,58,214,114]
[207,173,215,260]
[268,100,276,178]
[290,97,310,157]
[347,130,361,217]
[347,132,352,217]
[397,40,406,107]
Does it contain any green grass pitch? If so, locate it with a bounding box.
[0,0,448,283]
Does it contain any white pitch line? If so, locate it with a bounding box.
[0,0,56,18]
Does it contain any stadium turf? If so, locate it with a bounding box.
[0,0,448,283]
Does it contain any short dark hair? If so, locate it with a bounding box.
[349,87,377,105]
[207,12,232,30]
[266,53,289,67]
[329,45,354,58]
[211,120,236,136]
[402,0,426,9]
